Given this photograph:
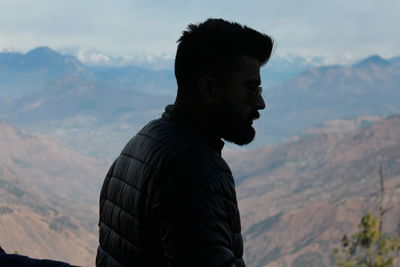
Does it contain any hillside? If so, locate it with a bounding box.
[1,114,399,266]
[0,120,105,265]
[225,114,400,266]
[0,119,106,203]
[0,167,98,266]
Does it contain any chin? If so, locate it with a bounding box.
[223,125,256,146]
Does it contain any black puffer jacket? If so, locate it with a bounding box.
[96,105,245,267]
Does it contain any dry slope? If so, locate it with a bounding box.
[0,167,98,266]
[226,114,400,266]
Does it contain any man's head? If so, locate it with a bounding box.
[174,18,273,145]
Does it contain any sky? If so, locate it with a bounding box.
[1,0,399,63]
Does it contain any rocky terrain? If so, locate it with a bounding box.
[1,114,399,266]
[0,166,98,267]
[0,120,104,266]
[226,114,400,266]
[0,119,107,203]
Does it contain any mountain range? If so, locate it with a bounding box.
[1,47,400,159]
[256,54,400,145]
[0,47,173,158]
[60,47,330,85]
[1,47,400,266]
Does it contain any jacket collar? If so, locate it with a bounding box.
[162,104,225,153]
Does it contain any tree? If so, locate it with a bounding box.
[331,167,400,267]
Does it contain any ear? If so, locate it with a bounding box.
[197,76,219,104]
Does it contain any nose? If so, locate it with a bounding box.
[254,94,266,110]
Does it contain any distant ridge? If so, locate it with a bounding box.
[1,48,400,157]
[0,46,82,69]
[260,52,400,147]
[27,46,65,59]
[354,54,390,68]
[389,55,400,63]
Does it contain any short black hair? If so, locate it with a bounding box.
[174,18,273,90]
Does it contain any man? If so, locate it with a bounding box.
[96,18,273,267]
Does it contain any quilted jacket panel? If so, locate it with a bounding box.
[96,106,245,267]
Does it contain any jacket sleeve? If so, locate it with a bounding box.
[0,253,80,267]
[151,150,243,267]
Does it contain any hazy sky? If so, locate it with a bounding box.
[1,0,399,61]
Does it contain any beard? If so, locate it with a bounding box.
[222,123,256,146]
[212,103,260,146]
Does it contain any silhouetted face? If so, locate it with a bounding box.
[213,56,266,145]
